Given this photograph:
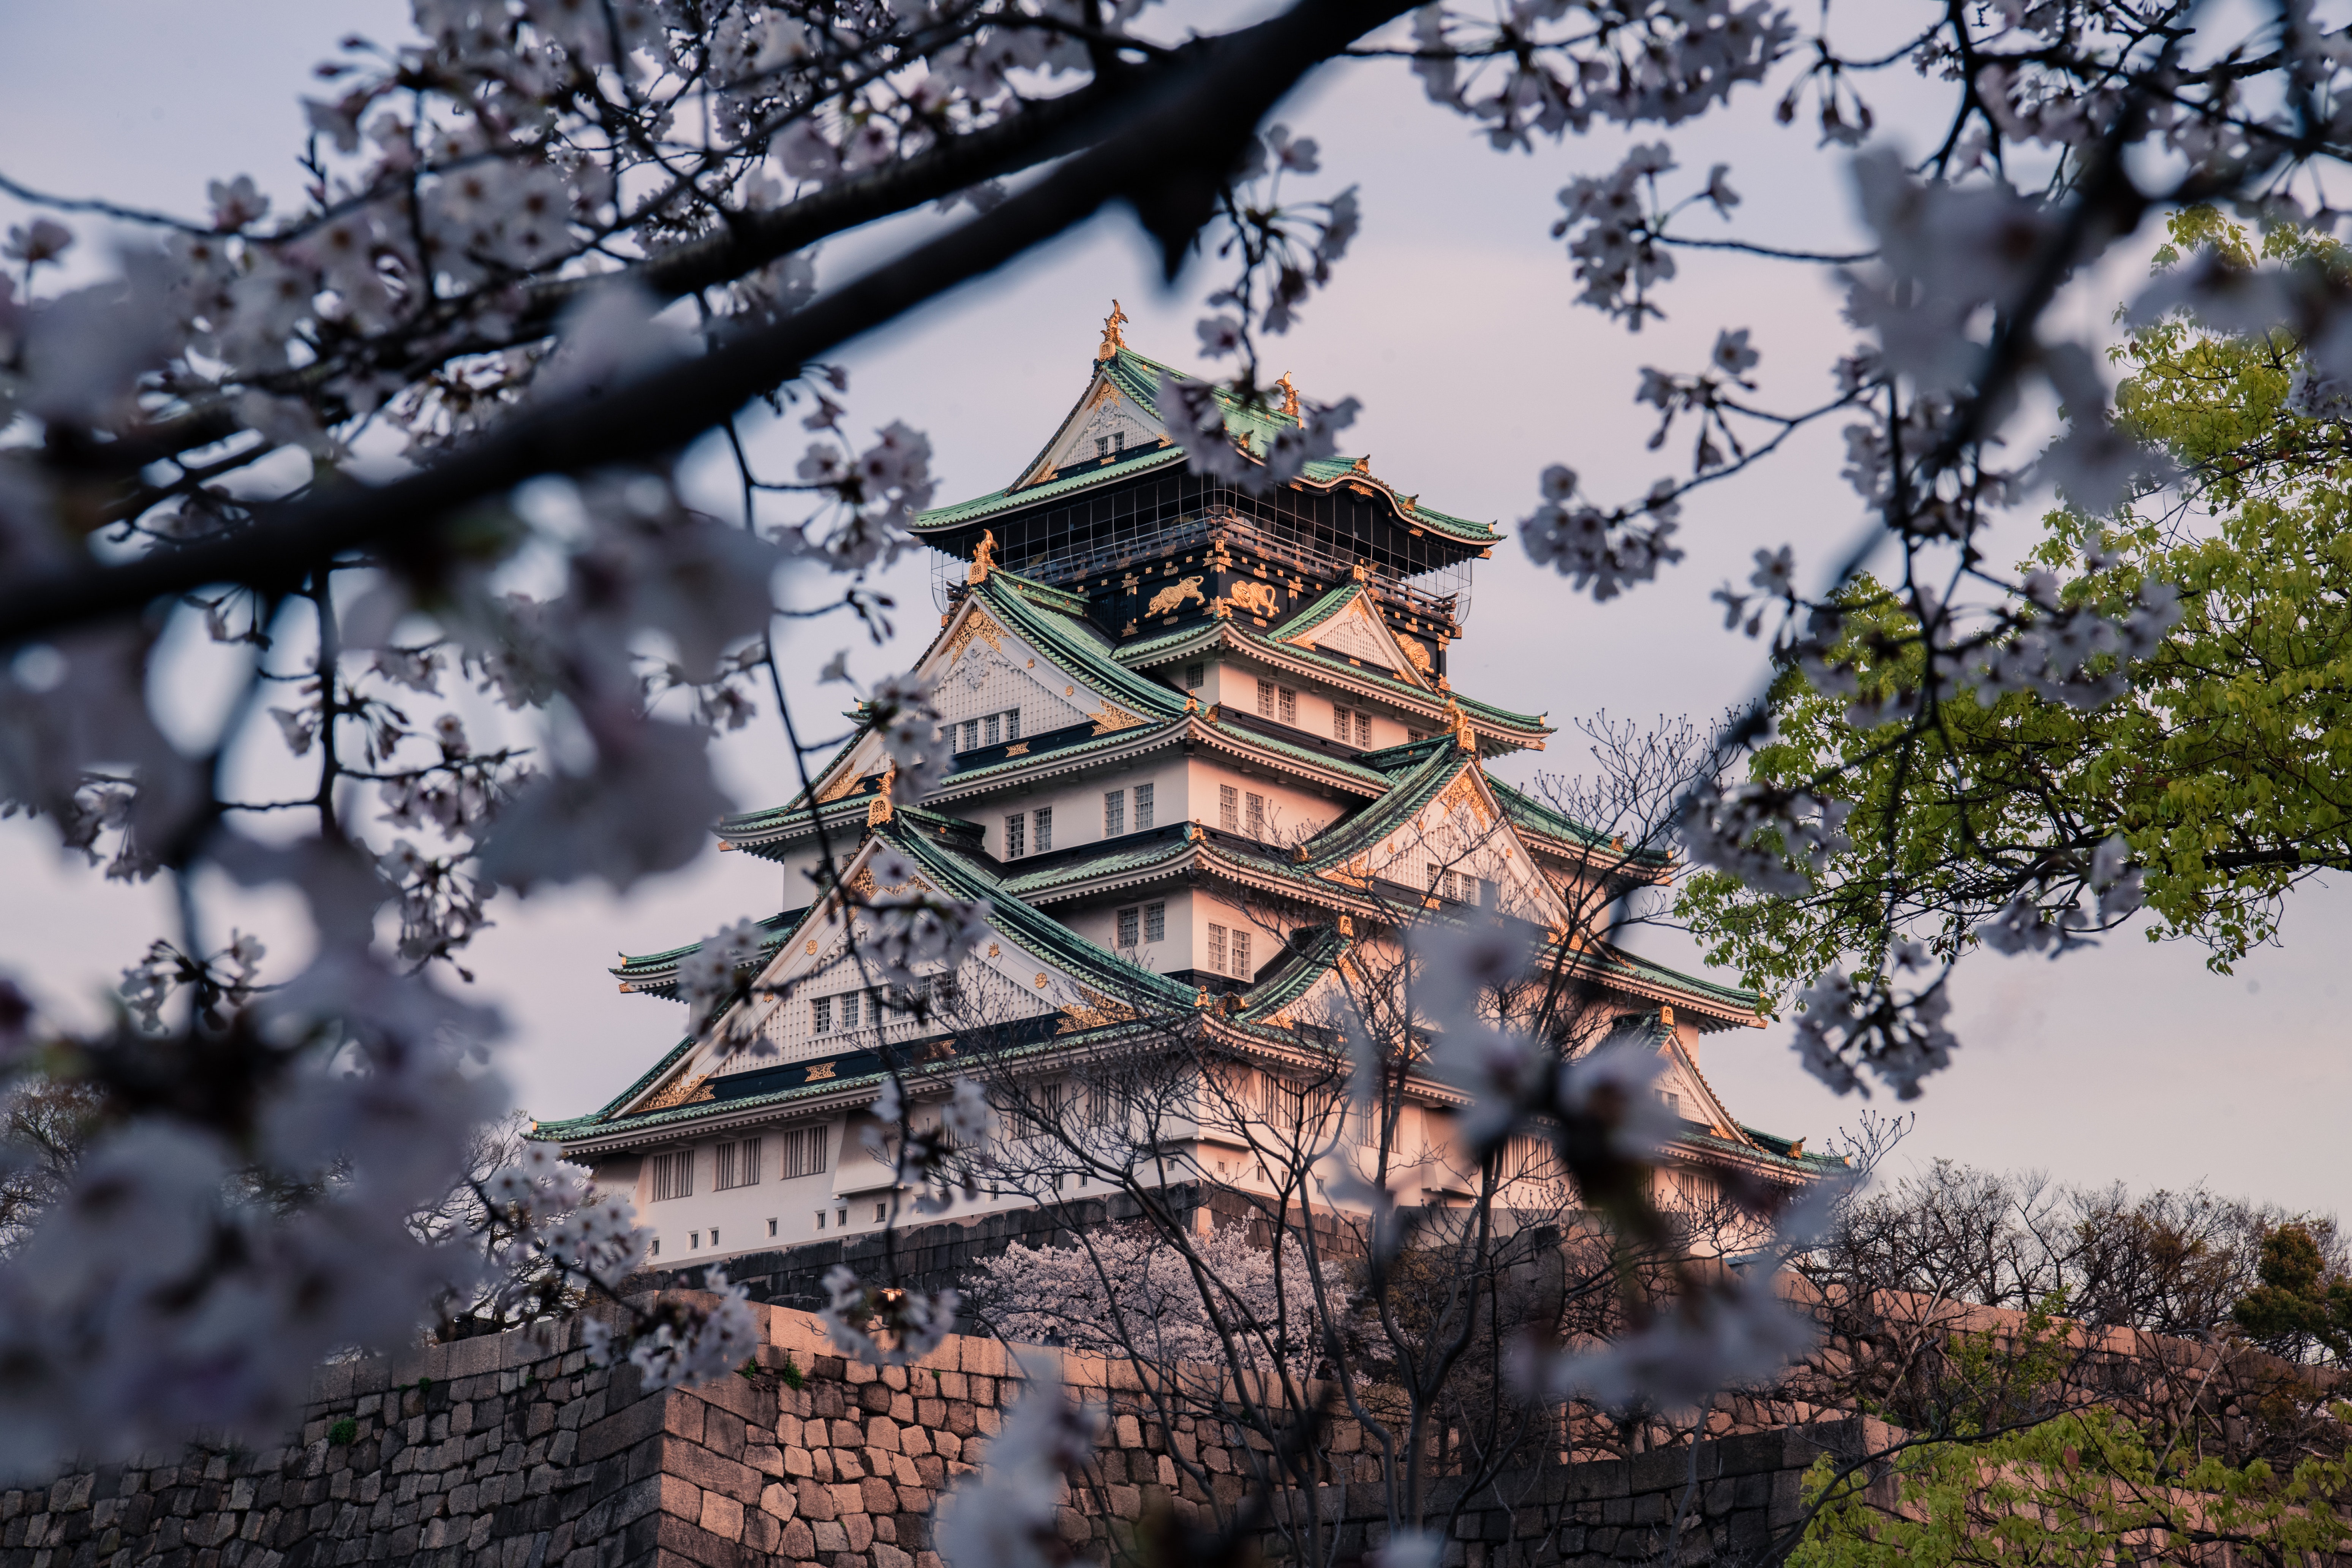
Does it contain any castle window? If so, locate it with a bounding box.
[1006,708,1021,741]
[1034,806,1053,851]
[1332,704,1350,741]
[1219,785,1238,832]
[1279,687,1297,724]
[1355,711,1372,746]
[1004,812,1026,858]
[840,991,861,1030]
[835,1206,847,1228]
[812,995,833,1033]
[1134,782,1154,830]
[1258,679,1275,717]
[1184,662,1204,689]
[1479,876,1498,909]
[1117,907,1140,948]
[690,1231,700,1249]
[1144,901,1166,942]
[714,1137,762,1190]
[983,713,1001,746]
[649,1150,694,1202]
[1104,788,1125,837]
[814,1210,826,1230]
[874,1202,888,1223]
[1245,792,1265,838]
[1231,928,1252,978]
[780,1124,829,1178]
[1349,1100,1380,1148]
[710,1227,720,1246]
[651,1237,660,1257]
[768,1218,778,1237]
[961,719,979,751]
[1208,923,1227,974]
[925,971,960,1014]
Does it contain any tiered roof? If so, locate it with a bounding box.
[545,326,1839,1190]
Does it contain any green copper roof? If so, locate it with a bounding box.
[1111,623,1552,741]
[1483,774,1671,869]
[613,907,810,997]
[1233,925,1350,1025]
[911,444,1189,533]
[1268,579,1372,643]
[967,569,1190,723]
[910,347,1499,548]
[1294,740,1476,876]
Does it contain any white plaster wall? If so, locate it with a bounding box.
[933,626,1092,736]
[1174,756,1337,849]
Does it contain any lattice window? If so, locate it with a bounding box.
[1117,907,1140,948]
[714,1137,762,1190]
[780,1125,829,1178]
[1230,928,1252,978]
[1004,813,1025,858]
[1104,789,1125,837]
[1144,901,1166,942]
[1134,782,1154,830]
[649,1150,694,1202]
[1219,785,1238,831]
[1034,807,1053,851]
[1207,924,1227,974]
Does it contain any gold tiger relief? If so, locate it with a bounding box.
[1227,580,1280,618]
[1145,576,1206,617]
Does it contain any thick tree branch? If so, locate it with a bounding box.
[1,0,1410,645]
[81,46,1216,477]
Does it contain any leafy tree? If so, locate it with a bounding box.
[2233,1223,2352,1364]
[1682,210,2352,1043]
[1790,1404,2352,1568]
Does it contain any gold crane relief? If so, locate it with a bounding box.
[1226,580,1281,618]
[1144,576,1205,617]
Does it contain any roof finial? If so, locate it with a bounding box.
[866,760,898,827]
[1275,372,1300,419]
[1445,696,1477,755]
[1097,300,1129,362]
[968,528,997,585]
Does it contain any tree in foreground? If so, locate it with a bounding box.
[2,0,2352,1549]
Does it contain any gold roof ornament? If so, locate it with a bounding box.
[967,528,997,585]
[866,760,898,827]
[1275,372,1301,419]
[1350,455,1370,474]
[1336,914,1353,937]
[1097,300,1129,361]
[1445,697,1477,754]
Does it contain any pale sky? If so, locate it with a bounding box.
[3,2,2346,1220]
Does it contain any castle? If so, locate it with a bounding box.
[533,313,1837,1269]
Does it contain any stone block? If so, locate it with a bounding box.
[699,1490,744,1540]
[761,1482,800,1521]
[861,1477,898,1514]
[813,1518,850,1552]
[664,1440,763,1503]
[783,1518,818,1557]
[847,1510,876,1551]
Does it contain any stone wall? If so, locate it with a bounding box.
[0,1299,1862,1568]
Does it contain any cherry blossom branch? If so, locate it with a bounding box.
[0,0,1415,646]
